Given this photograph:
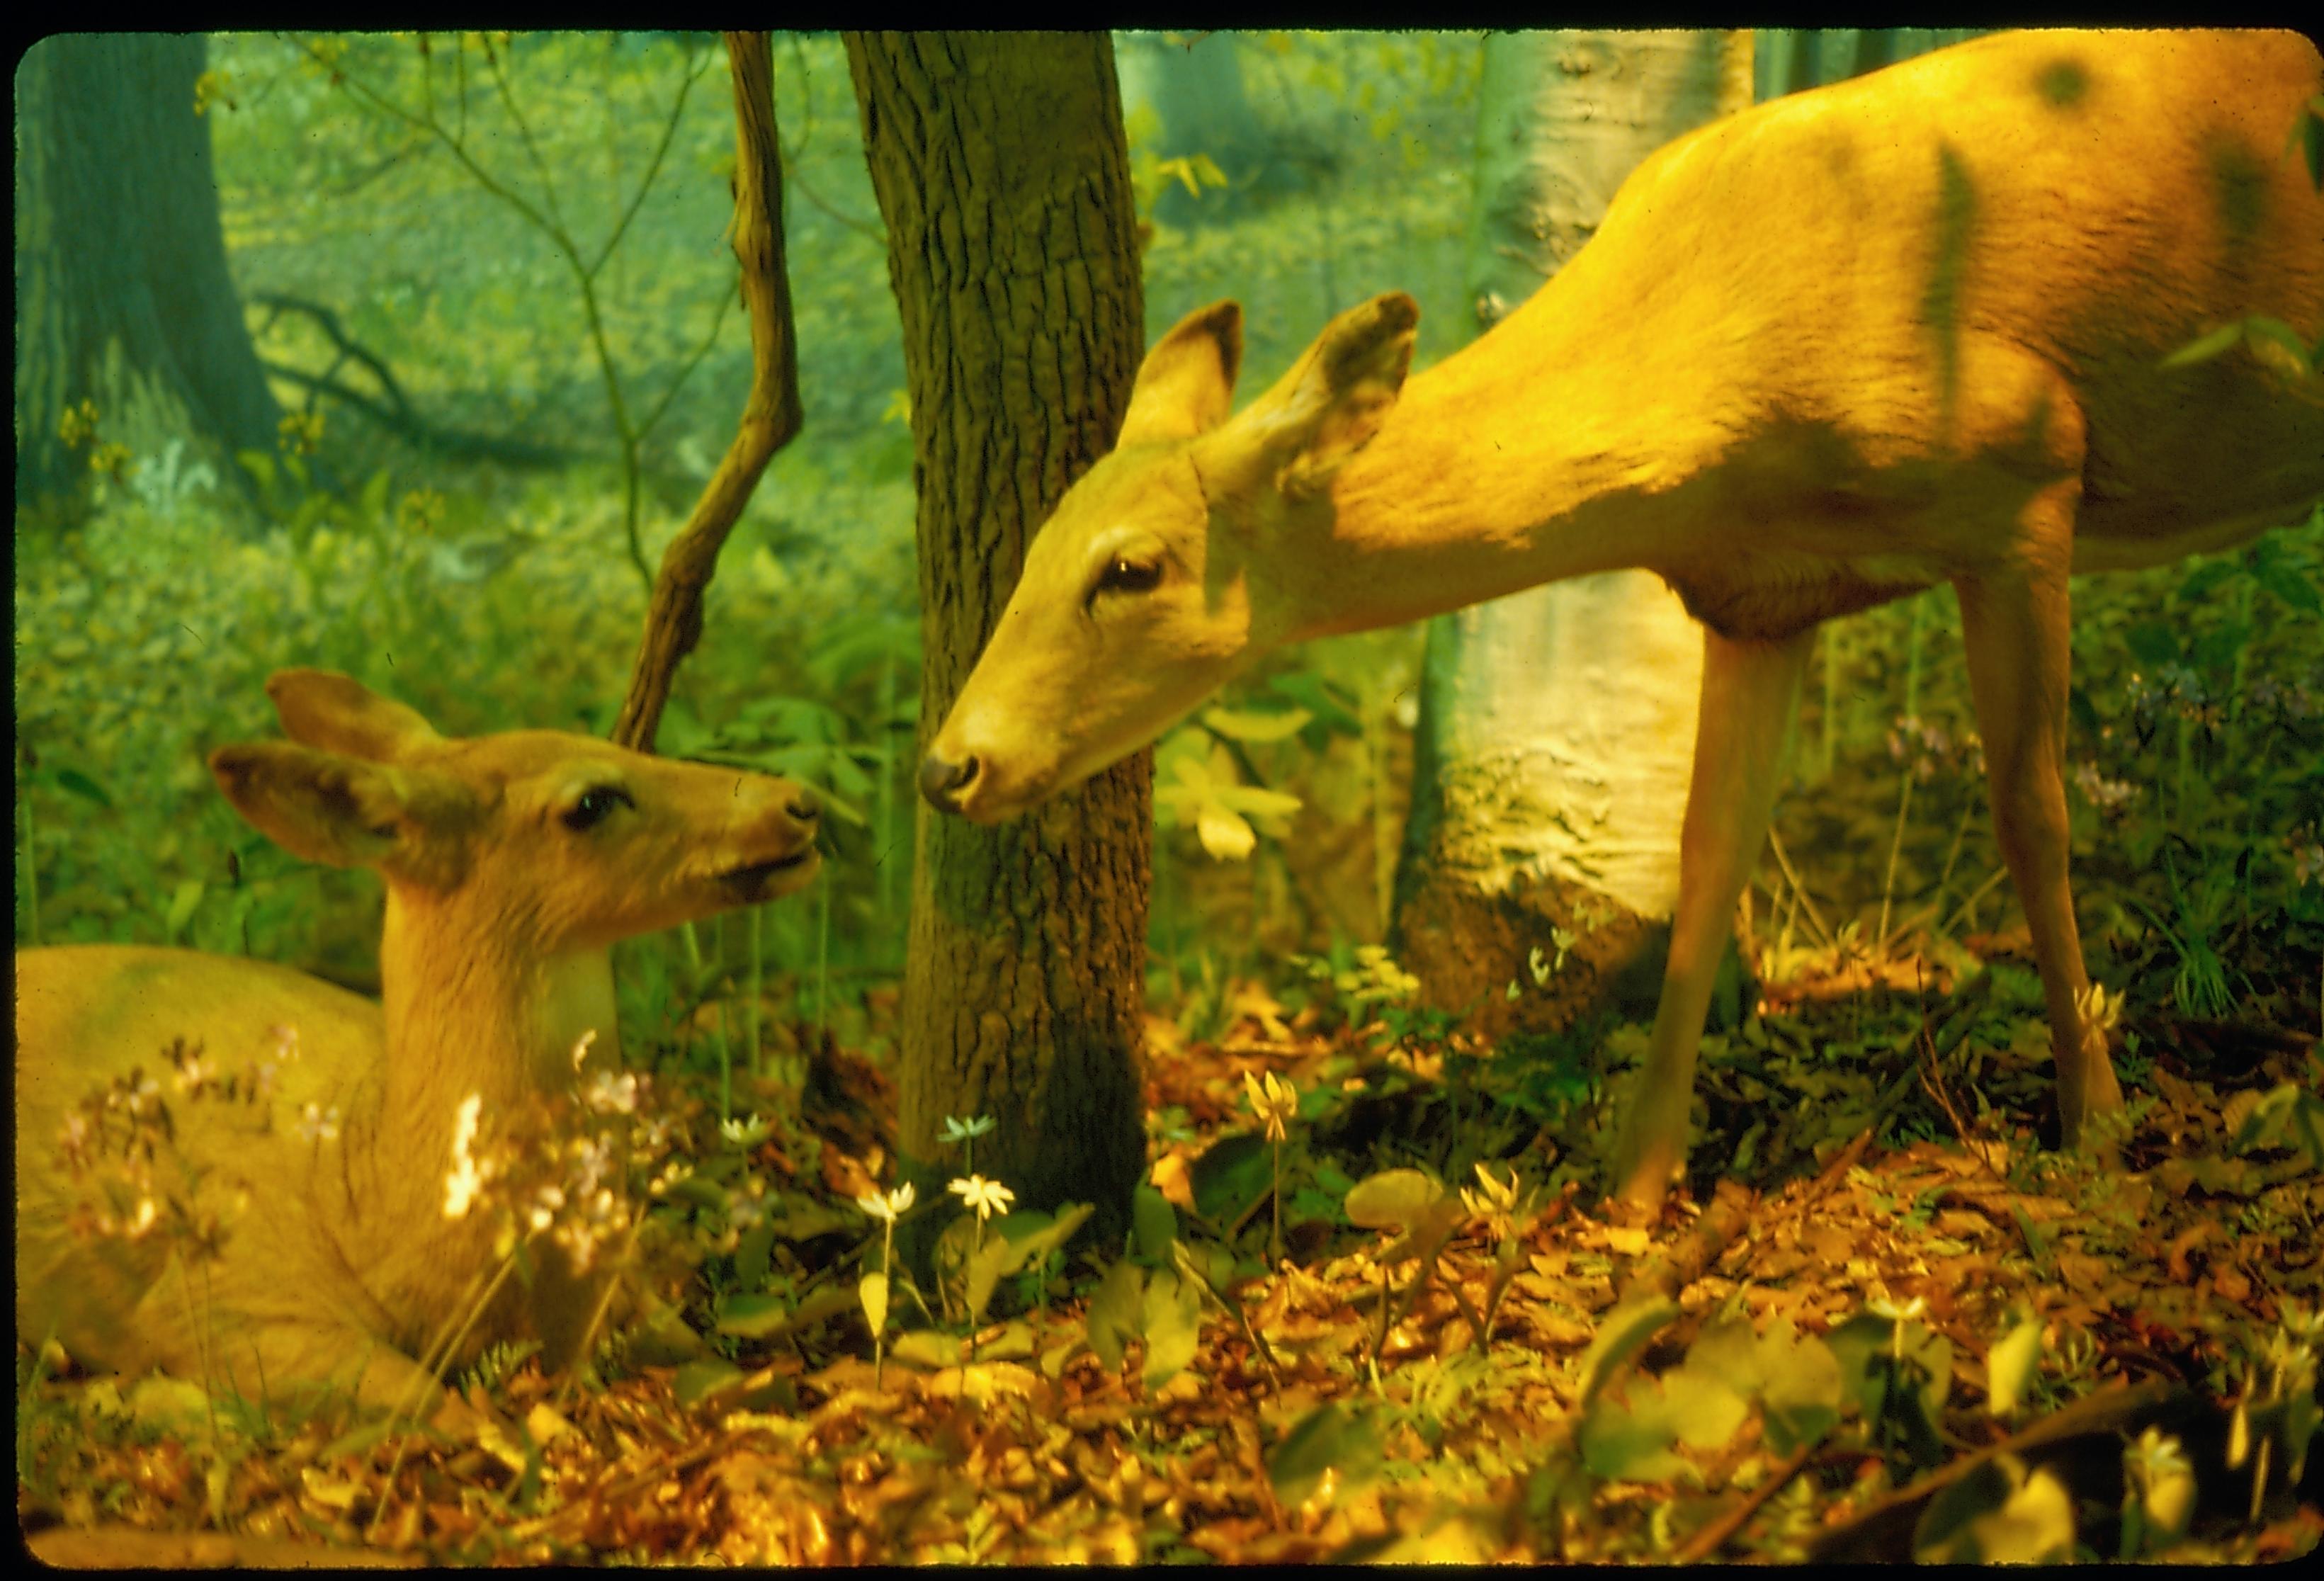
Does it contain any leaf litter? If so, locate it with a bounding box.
[17,937,2323,1566]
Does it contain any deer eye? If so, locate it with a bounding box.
[561,784,633,832]
[1087,556,1163,611]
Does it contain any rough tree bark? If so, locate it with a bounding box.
[846,32,1152,1242]
[1392,33,1752,1037]
[14,34,283,509]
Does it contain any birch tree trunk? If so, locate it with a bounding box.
[1393,32,1753,1036]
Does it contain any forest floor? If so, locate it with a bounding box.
[16,935,2322,1567]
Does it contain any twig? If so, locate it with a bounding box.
[1672,1432,1826,1563]
[1808,1380,2191,1563]
[254,358,576,468]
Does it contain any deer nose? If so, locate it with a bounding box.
[919,752,980,813]
[786,786,820,823]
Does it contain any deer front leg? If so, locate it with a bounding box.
[1613,625,1815,1208]
[1954,535,2125,1151]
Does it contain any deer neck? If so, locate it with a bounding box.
[1281,306,1725,641]
[370,897,623,1218]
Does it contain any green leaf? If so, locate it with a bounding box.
[628,1299,710,1366]
[1759,1330,1843,1455]
[994,1202,1095,1274]
[674,1358,746,1406]
[1664,1364,1750,1451]
[2245,314,2318,378]
[890,1329,961,1370]
[2122,620,2178,667]
[2253,561,2322,615]
[1575,1297,1681,1407]
[1132,1185,1178,1262]
[1203,706,1312,743]
[2158,320,2243,370]
[2171,558,2238,604]
[2192,620,2248,672]
[1827,1310,1893,1412]
[965,1232,1014,1325]
[1682,1317,1764,1390]
[2298,96,2324,189]
[715,1284,854,1339]
[164,880,205,942]
[1344,1167,1443,1230]
[665,1175,732,1212]
[1139,1269,1202,1388]
[1916,1457,2075,1563]
[1986,1314,2043,1417]
[1189,1132,1271,1225]
[1213,783,1304,818]
[732,1216,776,1287]
[715,1283,799,1330]
[858,1272,889,1338]
[51,767,113,808]
[1267,1402,1379,1507]
[2231,1082,2324,1165]
[1577,1377,1690,1484]
[1085,1259,1143,1373]
[1266,672,1363,736]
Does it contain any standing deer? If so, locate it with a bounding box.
[16,671,822,1420]
[916,30,2324,1205]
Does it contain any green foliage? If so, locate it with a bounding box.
[1791,518,2324,1040]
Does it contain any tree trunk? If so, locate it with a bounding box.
[1392,33,1752,1038]
[14,34,283,510]
[847,33,1152,1245]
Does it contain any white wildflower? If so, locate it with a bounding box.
[856,1182,917,1223]
[948,1174,1014,1221]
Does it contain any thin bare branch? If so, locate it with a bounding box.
[612,32,803,754]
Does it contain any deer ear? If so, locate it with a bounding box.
[1214,293,1417,499]
[1117,300,1243,446]
[212,742,478,887]
[210,742,410,870]
[264,670,443,762]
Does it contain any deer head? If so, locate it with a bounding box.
[921,293,1419,821]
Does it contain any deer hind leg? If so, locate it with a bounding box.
[1613,624,1815,1208]
[1953,489,2126,1152]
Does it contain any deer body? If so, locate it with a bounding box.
[16,673,820,1417]
[920,30,2324,1205]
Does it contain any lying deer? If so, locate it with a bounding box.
[16,670,822,1420]
[917,30,2324,1205]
